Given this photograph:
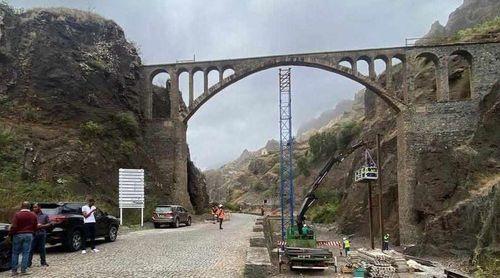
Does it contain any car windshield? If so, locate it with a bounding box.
[155,206,172,212]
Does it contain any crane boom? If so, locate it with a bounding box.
[296,141,364,233]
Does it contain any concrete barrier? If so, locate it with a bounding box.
[244,247,272,278]
[253,224,263,232]
[250,234,266,247]
[255,217,264,225]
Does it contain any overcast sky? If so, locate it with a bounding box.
[10,0,462,169]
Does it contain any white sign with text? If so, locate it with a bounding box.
[118,168,145,226]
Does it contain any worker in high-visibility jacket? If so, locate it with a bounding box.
[383,233,390,251]
[216,204,225,230]
[211,205,218,224]
[343,237,351,256]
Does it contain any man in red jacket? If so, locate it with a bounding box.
[9,201,37,276]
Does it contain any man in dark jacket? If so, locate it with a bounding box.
[9,201,37,275]
[28,203,51,267]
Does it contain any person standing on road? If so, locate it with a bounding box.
[81,198,99,254]
[216,204,225,230]
[9,201,37,276]
[28,203,51,268]
[211,205,218,224]
[342,237,351,256]
[383,233,390,251]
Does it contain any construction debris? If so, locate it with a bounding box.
[346,248,414,277]
[347,249,398,277]
[407,259,446,277]
[344,248,458,277]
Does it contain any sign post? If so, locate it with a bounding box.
[118,168,145,227]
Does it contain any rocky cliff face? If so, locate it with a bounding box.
[0,5,207,219]
[421,0,500,42]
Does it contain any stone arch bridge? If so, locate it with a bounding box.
[140,41,499,244]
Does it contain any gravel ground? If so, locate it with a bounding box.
[1,213,256,278]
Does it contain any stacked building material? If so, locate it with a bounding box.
[346,249,412,277]
[385,250,410,272]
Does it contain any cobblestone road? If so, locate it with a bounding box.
[1,213,256,278]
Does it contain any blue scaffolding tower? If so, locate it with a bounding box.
[278,68,294,241]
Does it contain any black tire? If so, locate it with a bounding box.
[105,225,118,242]
[185,217,192,226]
[154,223,160,228]
[173,218,180,228]
[64,229,83,252]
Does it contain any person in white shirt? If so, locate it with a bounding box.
[81,198,99,254]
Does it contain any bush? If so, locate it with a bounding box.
[113,112,139,138]
[297,156,311,177]
[251,180,266,192]
[224,202,240,212]
[474,253,500,278]
[455,16,500,41]
[308,121,361,161]
[308,203,339,223]
[23,106,38,122]
[0,127,14,149]
[119,140,136,156]
[309,131,337,161]
[80,121,104,139]
[307,189,341,223]
[336,122,361,150]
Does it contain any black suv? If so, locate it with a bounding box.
[0,223,10,271]
[152,205,191,228]
[39,202,119,252]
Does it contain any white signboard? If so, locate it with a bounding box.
[119,168,145,226]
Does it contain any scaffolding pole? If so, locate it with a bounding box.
[279,68,294,241]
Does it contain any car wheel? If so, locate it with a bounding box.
[186,217,192,226]
[64,230,83,252]
[173,218,179,228]
[105,225,118,242]
[154,223,160,228]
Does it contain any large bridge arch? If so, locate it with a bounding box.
[182,59,405,123]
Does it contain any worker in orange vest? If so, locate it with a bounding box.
[217,204,225,230]
[211,205,218,224]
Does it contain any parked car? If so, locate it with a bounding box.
[38,202,119,252]
[152,205,191,228]
[0,223,10,271]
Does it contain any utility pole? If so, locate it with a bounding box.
[368,181,375,249]
[376,134,385,250]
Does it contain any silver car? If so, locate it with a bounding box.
[152,205,192,228]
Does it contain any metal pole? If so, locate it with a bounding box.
[120,207,123,225]
[368,182,375,249]
[376,134,385,250]
[141,207,144,227]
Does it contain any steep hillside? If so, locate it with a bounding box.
[0,5,208,220]
[296,99,354,140]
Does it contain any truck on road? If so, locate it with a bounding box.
[280,142,364,271]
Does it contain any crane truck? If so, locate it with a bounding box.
[280,142,364,271]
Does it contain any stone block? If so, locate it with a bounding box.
[250,235,266,247]
[244,247,271,278]
[253,224,263,232]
